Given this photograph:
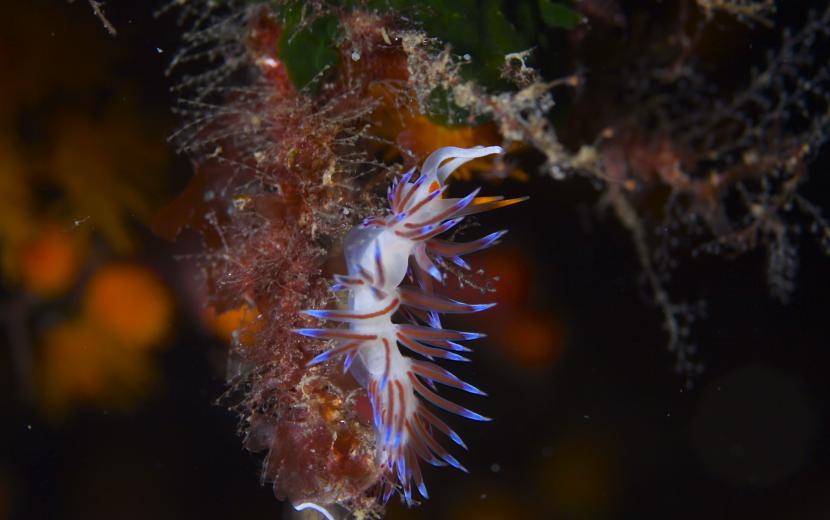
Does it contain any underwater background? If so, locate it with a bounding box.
[2,1,829,518]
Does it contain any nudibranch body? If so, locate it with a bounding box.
[296,145,524,504]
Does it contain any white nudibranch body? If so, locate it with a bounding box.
[295,145,525,504]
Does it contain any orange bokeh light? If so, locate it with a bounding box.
[204,305,262,347]
[38,318,156,416]
[19,226,80,297]
[498,310,564,368]
[83,264,172,350]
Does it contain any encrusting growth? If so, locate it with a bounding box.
[296,145,525,504]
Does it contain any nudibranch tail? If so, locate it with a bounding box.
[296,145,524,506]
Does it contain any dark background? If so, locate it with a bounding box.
[1,1,828,519]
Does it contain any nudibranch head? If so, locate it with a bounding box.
[297,144,526,506]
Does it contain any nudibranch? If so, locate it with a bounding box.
[295,145,525,504]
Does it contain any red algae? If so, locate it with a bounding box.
[245,373,380,505]
[161,3,429,513]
